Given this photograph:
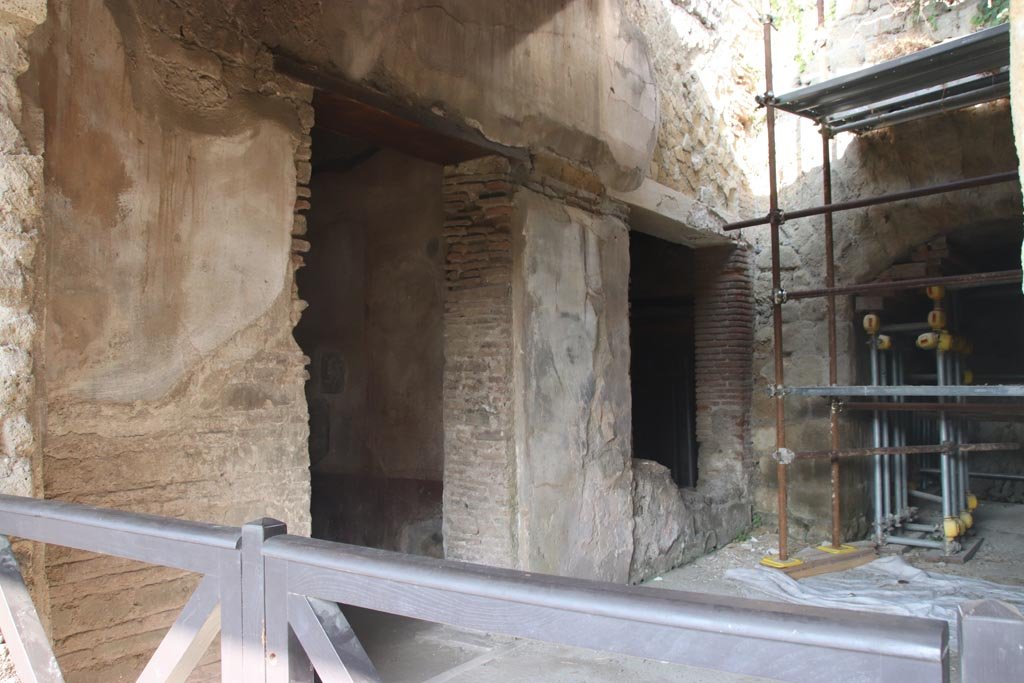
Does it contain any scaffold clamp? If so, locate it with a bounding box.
[773,448,796,464]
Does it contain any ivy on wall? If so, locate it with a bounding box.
[972,0,1009,27]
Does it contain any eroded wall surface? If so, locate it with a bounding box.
[239,0,658,191]
[442,161,637,582]
[621,0,761,216]
[0,0,46,677]
[442,158,519,568]
[513,189,635,582]
[30,1,312,678]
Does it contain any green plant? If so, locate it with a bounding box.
[973,0,1009,27]
[769,0,813,77]
[732,512,765,544]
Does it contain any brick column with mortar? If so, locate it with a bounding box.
[441,156,518,567]
[694,243,755,493]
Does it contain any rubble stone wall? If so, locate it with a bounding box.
[0,0,47,678]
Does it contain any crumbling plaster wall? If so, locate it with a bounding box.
[512,189,636,582]
[27,0,313,679]
[442,157,756,584]
[744,1,1023,542]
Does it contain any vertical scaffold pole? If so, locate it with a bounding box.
[762,14,794,566]
[870,337,885,543]
[881,348,892,529]
[822,129,844,551]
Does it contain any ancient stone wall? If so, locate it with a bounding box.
[237,0,659,191]
[0,0,46,677]
[442,157,639,582]
[621,0,762,217]
[26,1,313,678]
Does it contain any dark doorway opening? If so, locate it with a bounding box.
[292,82,523,558]
[629,232,698,488]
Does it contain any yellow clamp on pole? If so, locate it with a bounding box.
[926,285,946,302]
[917,332,938,350]
[817,544,858,555]
[960,510,974,530]
[863,313,880,335]
[963,369,974,385]
[938,332,954,352]
[927,309,947,331]
[760,555,803,569]
[876,334,892,351]
[968,493,978,511]
[943,516,963,539]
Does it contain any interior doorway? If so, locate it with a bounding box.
[629,232,698,488]
[294,129,446,557]
[290,81,518,558]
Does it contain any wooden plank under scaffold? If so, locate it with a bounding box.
[774,544,878,580]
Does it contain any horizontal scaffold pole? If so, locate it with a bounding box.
[786,269,1021,300]
[785,385,1024,398]
[921,468,1024,482]
[722,171,1019,231]
[794,442,1020,461]
[844,401,1024,416]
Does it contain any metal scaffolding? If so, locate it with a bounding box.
[731,17,1021,565]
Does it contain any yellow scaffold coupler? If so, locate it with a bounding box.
[943,516,963,539]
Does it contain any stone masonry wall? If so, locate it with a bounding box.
[622,0,762,217]
[441,157,518,568]
[26,1,314,679]
[0,1,46,679]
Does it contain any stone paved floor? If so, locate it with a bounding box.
[344,500,1024,682]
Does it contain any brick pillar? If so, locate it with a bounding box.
[441,157,518,567]
[693,243,755,492]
